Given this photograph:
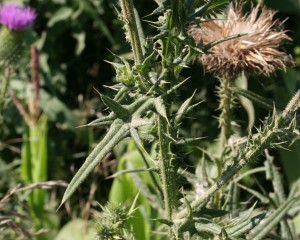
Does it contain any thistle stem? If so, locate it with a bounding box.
[120,0,144,65]
[158,115,176,220]
[219,77,234,151]
[175,90,300,221]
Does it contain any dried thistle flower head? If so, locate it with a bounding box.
[189,2,294,77]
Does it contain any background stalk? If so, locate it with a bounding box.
[0,68,10,114]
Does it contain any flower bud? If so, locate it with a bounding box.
[0,3,36,67]
[0,27,23,66]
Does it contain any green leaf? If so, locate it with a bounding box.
[87,114,115,127]
[109,147,154,240]
[198,208,229,218]
[99,94,130,119]
[72,32,86,56]
[195,221,222,235]
[248,197,298,240]
[227,213,266,238]
[130,128,154,163]
[226,203,258,228]
[188,0,213,20]
[59,120,130,208]
[154,97,169,125]
[232,87,283,112]
[175,90,196,125]
[203,33,247,52]
[189,0,230,19]
[48,7,73,27]
[55,219,94,240]
[31,116,48,216]
[134,8,146,56]
[237,183,270,204]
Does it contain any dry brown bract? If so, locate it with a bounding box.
[189,2,294,77]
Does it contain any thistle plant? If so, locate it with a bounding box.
[189,1,294,159]
[0,3,36,131]
[59,0,300,239]
[0,3,49,238]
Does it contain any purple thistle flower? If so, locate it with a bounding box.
[0,3,36,31]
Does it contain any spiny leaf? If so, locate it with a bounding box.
[188,0,229,20]
[134,8,146,56]
[86,114,115,127]
[175,90,196,125]
[130,118,153,128]
[232,87,284,112]
[198,208,229,218]
[202,33,247,52]
[195,221,222,235]
[130,128,155,163]
[188,0,213,20]
[114,85,130,102]
[59,120,130,208]
[227,213,266,238]
[175,137,205,145]
[248,197,298,240]
[154,97,170,125]
[98,92,130,119]
[237,183,270,204]
[128,192,140,216]
[126,97,148,113]
[106,167,157,179]
[226,202,258,228]
[104,60,124,69]
[136,51,156,73]
[206,0,229,13]
[166,77,190,95]
[186,100,204,113]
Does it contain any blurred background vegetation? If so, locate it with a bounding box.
[0,0,299,239]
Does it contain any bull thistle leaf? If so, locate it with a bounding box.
[59,119,130,208]
[233,87,284,112]
[248,197,299,240]
[100,93,130,119]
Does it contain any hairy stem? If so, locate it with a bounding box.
[219,77,234,150]
[158,115,176,220]
[175,90,300,221]
[120,0,144,65]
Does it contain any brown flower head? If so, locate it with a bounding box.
[189,2,294,77]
